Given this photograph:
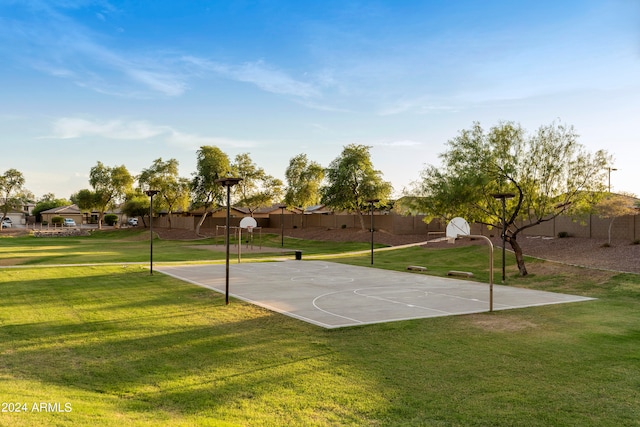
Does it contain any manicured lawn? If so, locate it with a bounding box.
[1,232,639,425]
[0,229,376,266]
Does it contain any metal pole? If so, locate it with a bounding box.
[281,206,285,247]
[492,193,514,283]
[366,199,379,265]
[149,193,153,275]
[370,203,374,265]
[501,197,506,283]
[216,177,242,306]
[489,238,494,312]
[145,190,159,275]
[225,185,231,305]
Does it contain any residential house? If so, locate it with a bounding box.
[40,204,84,226]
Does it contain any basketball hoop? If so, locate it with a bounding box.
[446,216,495,312]
[247,225,254,233]
[239,216,258,229]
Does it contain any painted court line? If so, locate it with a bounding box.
[157,260,595,329]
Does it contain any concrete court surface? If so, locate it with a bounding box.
[157,260,595,329]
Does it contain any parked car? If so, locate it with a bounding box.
[63,218,77,227]
[127,218,138,226]
[1,218,11,229]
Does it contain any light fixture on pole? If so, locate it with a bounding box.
[278,204,286,248]
[491,192,515,283]
[366,199,379,265]
[145,190,159,275]
[608,167,618,192]
[216,177,242,305]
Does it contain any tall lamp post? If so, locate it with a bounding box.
[216,177,242,305]
[145,190,159,275]
[366,199,379,265]
[608,167,618,192]
[278,204,286,247]
[492,193,515,283]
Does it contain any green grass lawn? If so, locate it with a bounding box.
[1,231,639,426]
[0,229,377,266]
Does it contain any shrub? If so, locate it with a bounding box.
[51,216,64,226]
[557,231,570,238]
[104,214,119,226]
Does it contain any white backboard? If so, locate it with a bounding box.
[446,217,470,239]
[239,216,258,229]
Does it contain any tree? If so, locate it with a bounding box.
[121,191,150,228]
[232,153,283,216]
[89,162,133,228]
[595,193,640,245]
[71,189,99,212]
[33,194,71,223]
[284,153,324,209]
[191,146,232,235]
[138,158,190,229]
[410,121,611,276]
[321,144,392,230]
[0,168,26,230]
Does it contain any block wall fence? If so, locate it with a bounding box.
[153,213,640,241]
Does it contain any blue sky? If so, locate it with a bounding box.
[1,0,639,200]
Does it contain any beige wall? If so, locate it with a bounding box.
[152,212,640,241]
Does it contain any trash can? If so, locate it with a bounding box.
[295,250,302,260]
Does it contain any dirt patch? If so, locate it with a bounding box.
[0,229,30,237]
[0,257,30,266]
[466,314,538,332]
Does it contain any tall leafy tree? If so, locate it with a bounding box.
[121,190,150,228]
[232,153,283,216]
[33,194,71,223]
[191,146,232,234]
[321,144,392,230]
[284,153,324,209]
[0,168,26,228]
[89,161,133,228]
[71,189,99,213]
[410,121,611,276]
[138,158,190,229]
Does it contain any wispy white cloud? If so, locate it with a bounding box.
[1,4,324,101]
[0,2,186,97]
[44,117,255,149]
[166,130,256,150]
[47,117,170,140]
[182,56,320,99]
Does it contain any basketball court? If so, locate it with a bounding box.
[157,260,595,329]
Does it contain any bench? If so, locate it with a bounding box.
[447,270,474,278]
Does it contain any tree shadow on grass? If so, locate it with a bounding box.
[0,267,356,423]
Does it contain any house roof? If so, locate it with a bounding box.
[40,204,82,215]
[252,204,303,214]
[304,204,332,214]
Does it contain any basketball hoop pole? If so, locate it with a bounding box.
[459,234,495,312]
